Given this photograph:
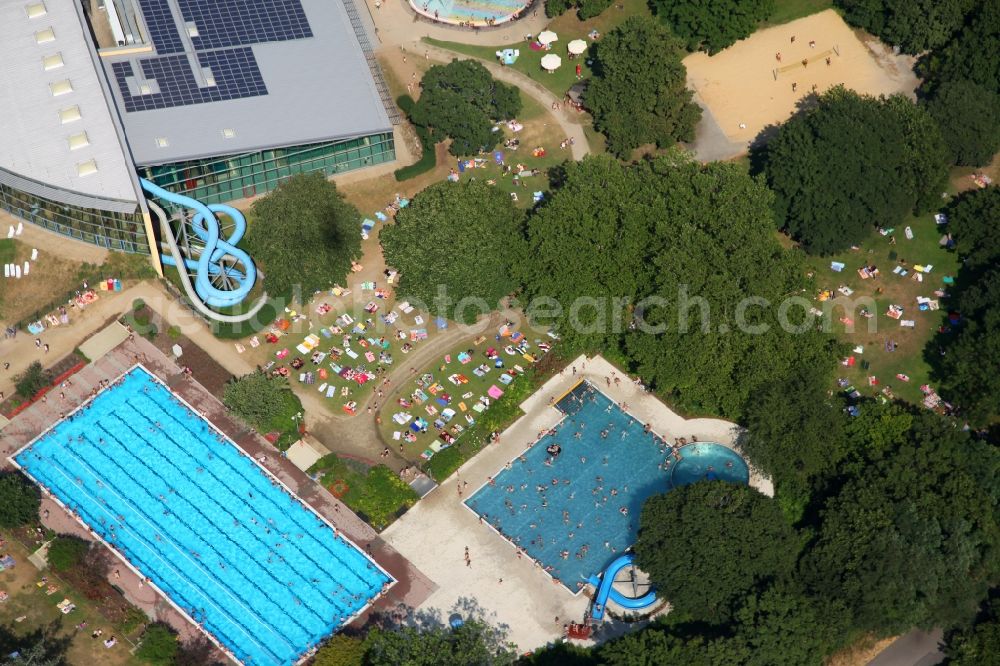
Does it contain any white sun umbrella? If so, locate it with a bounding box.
[538,30,558,45]
[567,39,587,55]
[540,53,562,71]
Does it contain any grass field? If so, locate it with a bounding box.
[425,0,650,99]
[0,535,142,665]
[802,208,958,406]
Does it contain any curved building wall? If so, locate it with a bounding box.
[0,165,148,253]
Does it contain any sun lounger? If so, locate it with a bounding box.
[326,386,336,398]
[904,226,913,239]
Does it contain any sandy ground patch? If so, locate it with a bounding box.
[684,9,920,147]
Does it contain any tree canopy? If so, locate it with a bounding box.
[917,0,1000,96]
[246,173,361,299]
[521,153,836,419]
[944,594,1000,664]
[381,181,525,324]
[762,87,948,255]
[585,17,701,157]
[545,0,612,19]
[135,623,179,666]
[930,187,1000,423]
[836,0,976,53]
[649,0,774,53]
[222,371,300,434]
[743,364,848,519]
[925,80,1000,166]
[363,618,517,666]
[0,471,40,528]
[802,413,1000,634]
[411,59,522,157]
[635,483,799,622]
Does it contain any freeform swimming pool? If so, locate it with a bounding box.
[410,0,530,26]
[465,381,748,591]
[14,367,391,666]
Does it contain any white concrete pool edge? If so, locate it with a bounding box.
[8,363,397,666]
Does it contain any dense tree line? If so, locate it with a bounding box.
[586,17,701,158]
[545,0,612,19]
[929,187,1000,425]
[760,86,948,255]
[835,0,976,54]
[649,0,774,53]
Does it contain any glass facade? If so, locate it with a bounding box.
[0,180,149,254]
[140,132,396,204]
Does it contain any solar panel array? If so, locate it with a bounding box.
[113,0,312,113]
[177,0,312,50]
[111,49,267,113]
[138,0,185,54]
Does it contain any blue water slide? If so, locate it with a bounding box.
[587,553,657,620]
[139,178,256,309]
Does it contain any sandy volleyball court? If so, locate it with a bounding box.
[684,9,920,146]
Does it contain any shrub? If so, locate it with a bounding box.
[15,361,51,399]
[132,298,145,311]
[0,471,40,527]
[166,326,181,340]
[135,622,179,665]
[47,535,90,572]
[314,635,366,666]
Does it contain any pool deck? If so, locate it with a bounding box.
[1,330,436,660]
[380,354,771,653]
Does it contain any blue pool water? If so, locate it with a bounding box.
[413,0,529,24]
[465,381,748,591]
[15,367,390,666]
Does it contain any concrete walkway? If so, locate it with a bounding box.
[421,42,590,160]
[867,629,944,666]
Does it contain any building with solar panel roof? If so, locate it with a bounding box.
[0,0,396,257]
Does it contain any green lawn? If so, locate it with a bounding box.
[765,0,835,27]
[424,0,650,99]
[801,208,959,406]
[308,455,417,530]
[453,94,574,207]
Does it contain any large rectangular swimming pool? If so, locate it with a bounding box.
[14,367,390,666]
[465,381,747,592]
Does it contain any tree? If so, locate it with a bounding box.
[934,268,1000,424]
[836,0,976,53]
[734,585,846,666]
[363,618,517,666]
[545,0,612,19]
[917,0,1000,96]
[944,186,1000,278]
[926,81,1000,166]
[313,635,365,666]
[649,0,774,53]
[175,636,222,666]
[520,153,837,420]
[411,59,522,157]
[762,87,948,254]
[223,371,299,432]
[135,623,178,666]
[0,471,40,528]
[743,365,848,519]
[0,621,71,666]
[380,181,526,323]
[245,173,361,298]
[46,535,89,572]
[944,594,1000,665]
[14,362,51,400]
[586,17,701,157]
[635,483,799,622]
[802,414,1000,634]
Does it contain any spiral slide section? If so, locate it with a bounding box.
[587,554,657,620]
[139,178,256,309]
